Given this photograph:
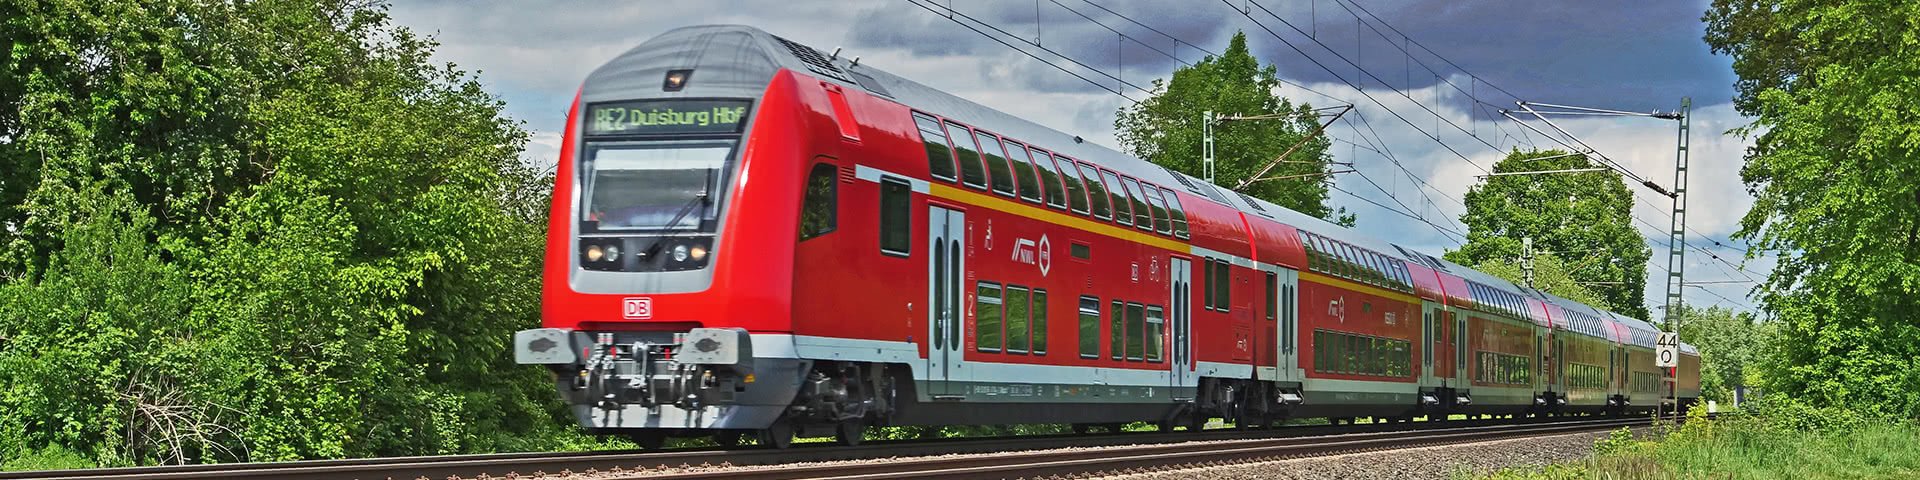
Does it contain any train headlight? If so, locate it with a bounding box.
[689,246,708,261]
[673,244,690,262]
[604,244,621,261]
[585,244,605,262]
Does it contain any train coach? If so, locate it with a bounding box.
[510,25,1701,448]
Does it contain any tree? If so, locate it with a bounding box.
[1705,0,1920,417]
[1671,305,1772,403]
[1444,149,1651,319]
[1114,32,1353,226]
[1468,253,1607,308]
[1,0,578,466]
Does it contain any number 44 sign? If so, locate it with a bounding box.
[1656,333,1681,368]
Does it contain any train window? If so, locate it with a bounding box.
[1125,302,1145,361]
[975,281,1003,352]
[1120,176,1152,231]
[1110,299,1125,360]
[1070,242,1091,260]
[1299,232,1319,273]
[1366,251,1386,285]
[1337,243,1358,280]
[1312,330,1326,373]
[1160,187,1190,239]
[799,162,837,241]
[1078,296,1100,358]
[944,122,988,189]
[1030,149,1068,210]
[1056,155,1090,214]
[1005,142,1043,203]
[1143,184,1172,235]
[1213,259,1231,312]
[1098,169,1131,226]
[879,178,911,256]
[913,113,957,181]
[1032,289,1048,355]
[1264,272,1277,320]
[1005,285,1030,354]
[1076,162,1113,220]
[1202,260,1215,311]
[978,134,1017,197]
[1145,305,1165,362]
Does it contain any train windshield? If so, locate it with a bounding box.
[581,141,736,232]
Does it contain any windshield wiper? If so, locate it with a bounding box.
[644,170,714,261]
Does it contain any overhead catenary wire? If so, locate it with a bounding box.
[903,0,1151,101]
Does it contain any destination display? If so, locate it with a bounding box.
[585,99,751,136]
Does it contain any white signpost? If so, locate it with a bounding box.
[1656,333,1680,368]
[1656,332,1680,418]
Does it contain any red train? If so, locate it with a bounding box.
[511,25,1701,448]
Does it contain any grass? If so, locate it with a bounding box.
[1467,406,1920,479]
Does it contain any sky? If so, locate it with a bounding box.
[388,0,1766,319]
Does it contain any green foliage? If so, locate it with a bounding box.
[1473,400,1920,479]
[1704,0,1920,418]
[1114,32,1353,226]
[0,0,576,467]
[1468,253,1606,307]
[1670,305,1773,403]
[1445,149,1650,319]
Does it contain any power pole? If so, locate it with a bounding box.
[1661,97,1691,418]
[1522,236,1535,288]
[1203,111,1217,183]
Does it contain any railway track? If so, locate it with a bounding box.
[9,414,1684,480]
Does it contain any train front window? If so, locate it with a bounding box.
[581,141,735,232]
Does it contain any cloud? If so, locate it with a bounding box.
[387,0,1762,317]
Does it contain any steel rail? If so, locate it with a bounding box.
[11,414,1688,480]
[639,416,1664,480]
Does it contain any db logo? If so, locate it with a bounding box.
[623,297,653,319]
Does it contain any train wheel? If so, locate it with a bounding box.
[628,431,667,450]
[835,418,867,446]
[713,431,743,448]
[759,421,794,449]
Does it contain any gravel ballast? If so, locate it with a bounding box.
[1108,430,1612,479]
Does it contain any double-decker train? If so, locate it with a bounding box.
[511,25,1701,448]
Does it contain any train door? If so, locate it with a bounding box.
[1274,268,1300,383]
[1421,301,1440,385]
[1454,308,1469,384]
[926,206,965,398]
[1169,257,1193,396]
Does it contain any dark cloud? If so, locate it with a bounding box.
[1230,0,1734,110]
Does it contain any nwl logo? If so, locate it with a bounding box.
[1010,234,1052,276]
[623,297,652,319]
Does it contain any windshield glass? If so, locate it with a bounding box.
[581,141,735,232]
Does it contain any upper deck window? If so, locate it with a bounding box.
[978,134,1017,197]
[913,113,956,181]
[1005,142,1043,203]
[1120,176,1152,232]
[1029,149,1069,210]
[944,121,988,189]
[1098,168,1131,226]
[1055,155,1090,214]
[1076,161,1113,221]
[1143,185,1173,235]
[1160,187,1189,239]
